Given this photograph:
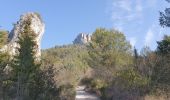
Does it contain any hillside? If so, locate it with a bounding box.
[0,1,170,99]
[41,44,90,86]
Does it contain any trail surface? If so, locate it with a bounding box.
[75,86,100,100]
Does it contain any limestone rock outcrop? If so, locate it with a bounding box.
[7,12,45,58]
[73,33,91,44]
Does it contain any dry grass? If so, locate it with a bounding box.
[144,95,169,100]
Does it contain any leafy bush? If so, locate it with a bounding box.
[90,79,107,90]
[57,84,76,100]
[97,68,149,100]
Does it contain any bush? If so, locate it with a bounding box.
[57,84,76,100]
[96,67,150,100]
[91,79,107,90]
[80,77,93,86]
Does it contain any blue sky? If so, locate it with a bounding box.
[0,0,170,50]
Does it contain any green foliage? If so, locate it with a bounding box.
[0,52,9,70]
[88,28,132,82]
[89,28,132,68]
[0,30,9,70]
[40,28,170,100]
[86,28,144,99]
[157,35,170,55]
[35,65,58,100]
[1,17,58,99]
[42,44,90,99]
[152,35,170,92]
[116,68,149,89]
[156,1,170,94]
[57,84,76,100]
[0,30,10,99]
[99,67,149,100]
[151,54,170,93]
[91,79,107,90]
[42,45,89,86]
[11,19,41,99]
[134,47,138,59]
[0,30,8,48]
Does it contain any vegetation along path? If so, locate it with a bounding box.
[75,86,100,100]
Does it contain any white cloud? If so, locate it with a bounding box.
[144,25,167,50]
[144,25,165,47]
[144,28,154,46]
[117,0,132,11]
[129,37,137,47]
[109,0,158,30]
[107,0,159,50]
[110,0,144,30]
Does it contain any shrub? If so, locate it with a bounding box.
[57,84,76,100]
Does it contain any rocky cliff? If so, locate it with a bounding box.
[7,12,45,58]
[73,33,91,44]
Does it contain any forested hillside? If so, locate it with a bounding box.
[41,28,170,100]
[1,27,170,99]
[42,44,90,86]
[0,0,170,99]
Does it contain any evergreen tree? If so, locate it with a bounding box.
[134,47,138,60]
[133,47,139,71]
[157,35,170,55]
[151,35,170,92]
[12,18,41,100]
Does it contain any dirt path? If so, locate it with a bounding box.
[75,86,100,100]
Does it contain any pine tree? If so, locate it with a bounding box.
[12,18,41,100]
[157,35,170,55]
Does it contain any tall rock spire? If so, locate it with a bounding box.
[8,12,45,58]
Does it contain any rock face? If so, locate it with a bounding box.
[73,33,91,44]
[8,12,45,58]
